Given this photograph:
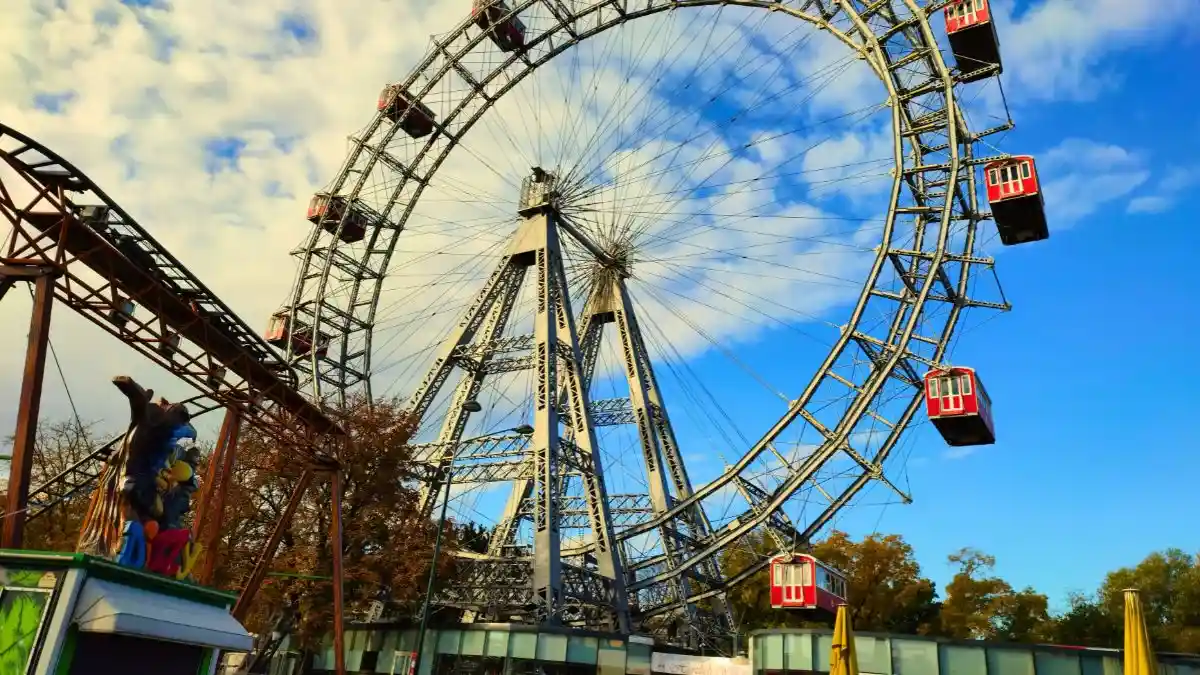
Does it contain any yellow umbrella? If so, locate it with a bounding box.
[1123,588,1158,675]
[830,604,859,675]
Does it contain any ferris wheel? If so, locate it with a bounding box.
[269,0,1047,647]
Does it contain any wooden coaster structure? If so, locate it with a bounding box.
[0,123,352,675]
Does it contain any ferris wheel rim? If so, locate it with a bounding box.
[285,0,981,610]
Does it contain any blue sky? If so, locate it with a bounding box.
[1,0,1197,617]
[826,22,1200,606]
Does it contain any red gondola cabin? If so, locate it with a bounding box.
[925,367,995,447]
[472,0,526,52]
[265,311,330,358]
[308,193,369,244]
[378,85,436,139]
[944,0,1003,83]
[985,155,1049,246]
[769,553,847,613]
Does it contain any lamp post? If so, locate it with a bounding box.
[412,419,534,675]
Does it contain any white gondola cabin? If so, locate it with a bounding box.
[378,85,436,139]
[925,367,995,447]
[472,0,526,52]
[307,193,369,244]
[264,311,330,358]
[985,155,1049,246]
[769,553,847,613]
[944,0,1003,83]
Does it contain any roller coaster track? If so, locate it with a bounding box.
[0,123,341,445]
[0,122,345,613]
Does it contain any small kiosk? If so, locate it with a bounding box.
[1,550,252,675]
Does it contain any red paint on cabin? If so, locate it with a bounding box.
[924,367,996,447]
[472,0,526,52]
[945,0,993,35]
[307,194,368,244]
[377,85,436,138]
[985,155,1041,204]
[265,311,329,359]
[769,553,847,613]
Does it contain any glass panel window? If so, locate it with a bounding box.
[941,645,987,675]
[988,168,999,185]
[855,636,891,675]
[566,636,598,665]
[960,374,973,395]
[941,377,958,397]
[773,563,783,585]
[801,562,812,586]
[783,633,813,672]
[893,640,938,675]
[928,377,939,397]
[1035,651,1082,675]
[986,647,1035,675]
[1021,161,1032,179]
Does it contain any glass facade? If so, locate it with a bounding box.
[749,629,1200,675]
[298,625,653,675]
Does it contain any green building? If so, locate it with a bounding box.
[0,550,252,675]
[749,628,1200,675]
[260,623,659,675]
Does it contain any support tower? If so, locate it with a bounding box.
[406,169,732,644]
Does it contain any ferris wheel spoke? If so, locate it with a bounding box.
[561,54,872,227]
[271,0,1041,639]
[556,9,782,199]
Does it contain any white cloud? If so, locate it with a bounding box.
[1127,166,1200,215]
[991,0,1200,101]
[2,1,1157,553]
[1,0,892,439]
[1037,138,1149,226]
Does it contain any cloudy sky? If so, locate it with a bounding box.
[3,0,1199,608]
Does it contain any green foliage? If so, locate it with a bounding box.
[0,587,50,674]
[1050,549,1200,652]
[723,531,1198,652]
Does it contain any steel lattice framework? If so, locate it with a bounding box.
[281,0,1017,645]
[0,123,351,645]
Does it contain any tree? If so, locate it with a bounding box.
[1094,549,1200,652]
[812,531,941,634]
[722,530,941,635]
[938,548,1051,643]
[1048,592,1121,648]
[722,530,820,633]
[2,420,109,552]
[209,397,456,646]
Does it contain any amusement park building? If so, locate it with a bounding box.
[248,624,1200,675]
[749,628,1200,675]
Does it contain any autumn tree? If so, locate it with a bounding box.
[1048,591,1121,648]
[722,529,941,635]
[2,420,111,552]
[722,530,819,633]
[208,396,460,646]
[812,531,941,634]
[938,548,1051,642]
[1050,549,1200,653]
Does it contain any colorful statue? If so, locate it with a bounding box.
[78,376,206,581]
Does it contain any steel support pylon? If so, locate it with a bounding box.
[406,171,732,644]
[407,171,630,631]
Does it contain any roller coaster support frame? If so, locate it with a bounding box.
[1,259,59,549]
[194,407,243,584]
[232,467,316,619]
